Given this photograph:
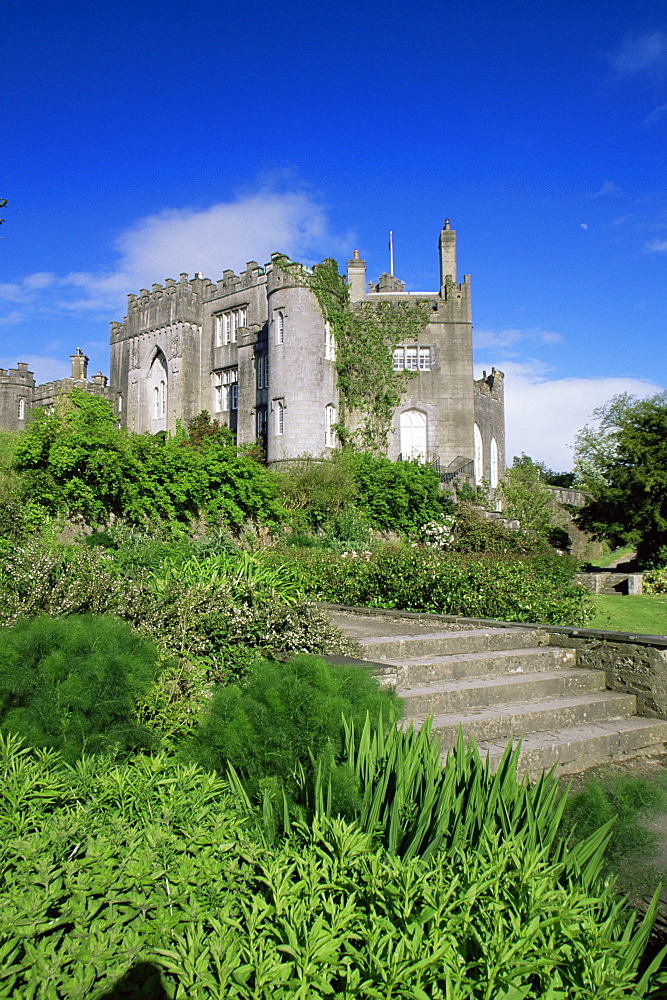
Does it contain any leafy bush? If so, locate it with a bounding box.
[14,392,284,529]
[0,615,160,760]
[645,569,667,594]
[450,502,538,553]
[194,653,400,806]
[273,453,359,531]
[270,544,594,626]
[0,735,665,998]
[343,449,452,535]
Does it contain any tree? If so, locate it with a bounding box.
[13,392,283,529]
[498,454,556,536]
[574,393,667,568]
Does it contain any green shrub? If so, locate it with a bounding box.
[645,569,667,594]
[270,544,594,626]
[343,449,452,535]
[0,736,665,999]
[194,653,401,805]
[450,502,539,553]
[273,453,359,531]
[559,770,667,894]
[0,615,161,760]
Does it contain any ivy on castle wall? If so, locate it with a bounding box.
[274,256,431,452]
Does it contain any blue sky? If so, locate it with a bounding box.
[2,0,666,468]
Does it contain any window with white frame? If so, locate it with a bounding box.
[213,368,238,412]
[117,394,123,414]
[256,352,269,389]
[392,345,431,371]
[474,423,483,484]
[275,310,285,344]
[490,437,499,488]
[325,404,336,447]
[275,400,284,435]
[17,398,25,420]
[215,306,248,346]
[324,321,336,360]
[256,407,267,440]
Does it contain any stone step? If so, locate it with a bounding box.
[394,645,576,687]
[472,717,667,777]
[398,667,606,717]
[413,691,637,745]
[359,627,548,661]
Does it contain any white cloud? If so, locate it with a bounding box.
[477,360,664,470]
[0,188,348,324]
[591,180,621,197]
[474,327,564,351]
[0,355,70,384]
[646,237,667,253]
[644,102,667,125]
[609,31,667,79]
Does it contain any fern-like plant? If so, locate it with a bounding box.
[0,614,162,761]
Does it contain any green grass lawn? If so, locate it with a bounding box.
[589,594,667,636]
[587,546,635,569]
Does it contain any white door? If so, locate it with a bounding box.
[400,409,427,461]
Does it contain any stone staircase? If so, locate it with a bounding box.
[330,613,667,776]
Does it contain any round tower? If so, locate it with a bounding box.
[266,257,338,463]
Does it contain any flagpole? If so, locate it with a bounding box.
[389,230,394,276]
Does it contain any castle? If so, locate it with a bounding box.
[1,221,505,486]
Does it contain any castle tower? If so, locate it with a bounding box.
[439,218,457,293]
[266,256,338,464]
[0,363,35,431]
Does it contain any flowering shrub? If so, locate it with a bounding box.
[420,515,456,549]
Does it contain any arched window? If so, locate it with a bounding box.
[474,424,483,484]
[276,310,285,344]
[149,349,168,426]
[17,398,25,421]
[400,409,427,461]
[275,400,284,435]
[490,437,499,488]
[325,404,336,447]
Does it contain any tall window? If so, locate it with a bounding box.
[324,321,336,361]
[392,346,431,371]
[325,404,336,447]
[400,409,427,461]
[215,306,248,346]
[213,367,238,411]
[149,349,168,424]
[256,407,267,441]
[256,353,269,389]
[474,424,483,484]
[276,310,285,344]
[117,394,123,414]
[490,437,499,488]
[275,400,284,435]
[17,398,25,420]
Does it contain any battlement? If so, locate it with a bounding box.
[474,367,504,398]
[0,362,35,385]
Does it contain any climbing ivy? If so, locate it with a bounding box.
[273,255,431,452]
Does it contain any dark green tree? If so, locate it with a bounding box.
[574,392,667,568]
